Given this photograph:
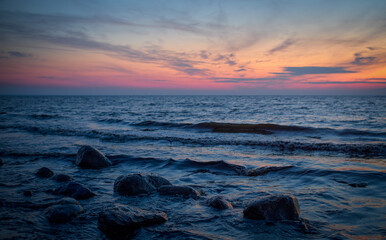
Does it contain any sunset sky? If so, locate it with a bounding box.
[0,0,385,95]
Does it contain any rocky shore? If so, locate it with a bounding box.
[15,145,311,239]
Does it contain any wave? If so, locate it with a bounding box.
[29,114,60,120]
[1,124,385,157]
[132,121,385,137]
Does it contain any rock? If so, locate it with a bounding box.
[76,145,112,169]
[98,204,168,238]
[207,196,233,209]
[244,195,300,221]
[0,158,3,166]
[158,185,200,199]
[53,181,96,200]
[23,190,32,197]
[52,174,72,182]
[35,167,54,178]
[44,198,83,223]
[114,173,171,196]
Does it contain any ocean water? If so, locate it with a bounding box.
[0,95,385,239]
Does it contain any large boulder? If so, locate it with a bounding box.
[114,173,171,196]
[207,196,233,209]
[53,181,96,200]
[98,204,168,238]
[76,145,112,169]
[243,195,300,221]
[44,198,83,223]
[35,167,54,178]
[158,185,200,199]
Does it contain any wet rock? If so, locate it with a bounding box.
[35,167,54,178]
[76,145,112,169]
[52,174,72,182]
[53,181,96,200]
[114,173,171,196]
[207,196,233,209]
[23,190,32,197]
[244,195,300,221]
[98,204,168,238]
[158,185,200,199]
[44,198,83,223]
[246,166,293,176]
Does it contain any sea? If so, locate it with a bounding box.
[0,95,385,239]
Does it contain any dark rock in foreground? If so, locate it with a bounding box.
[44,198,83,223]
[53,181,96,200]
[207,196,233,209]
[76,145,112,169]
[244,195,300,221]
[114,173,171,196]
[158,185,200,199]
[35,167,54,178]
[52,174,72,182]
[98,204,168,238]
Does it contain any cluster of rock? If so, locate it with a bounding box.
[33,145,304,238]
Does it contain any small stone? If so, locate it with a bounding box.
[98,204,167,238]
[207,196,233,209]
[53,182,96,200]
[158,185,200,199]
[44,198,83,223]
[244,194,300,221]
[76,145,112,169]
[114,173,171,196]
[35,167,54,178]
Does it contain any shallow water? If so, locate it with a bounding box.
[0,95,385,239]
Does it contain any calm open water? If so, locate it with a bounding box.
[0,95,385,239]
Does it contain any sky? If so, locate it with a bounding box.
[0,0,385,95]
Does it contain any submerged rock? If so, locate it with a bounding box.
[207,196,233,209]
[244,195,300,221]
[44,198,83,223]
[114,173,171,196]
[35,167,54,178]
[52,174,72,183]
[53,181,96,200]
[158,185,200,199]
[76,145,112,169]
[98,204,168,238]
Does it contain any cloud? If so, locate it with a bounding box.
[268,39,295,54]
[212,77,285,83]
[234,68,246,72]
[199,50,210,59]
[351,52,376,65]
[305,80,386,84]
[0,13,210,76]
[7,51,31,57]
[276,66,356,76]
[213,53,238,66]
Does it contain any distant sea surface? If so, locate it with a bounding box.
[0,96,385,239]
